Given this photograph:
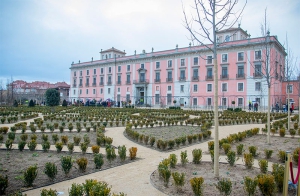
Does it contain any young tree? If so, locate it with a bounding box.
[45,89,60,107]
[62,99,68,107]
[13,100,18,107]
[183,0,246,178]
[28,99,35,107]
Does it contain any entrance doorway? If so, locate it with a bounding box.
[140,92,144,104]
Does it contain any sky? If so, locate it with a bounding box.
[0,0,299,85]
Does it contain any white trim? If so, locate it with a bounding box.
[237,82,244,92]
[221,53,228,63]
[206,83,213,93]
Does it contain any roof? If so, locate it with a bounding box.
[100,47,126,54]
[216,27,248,36]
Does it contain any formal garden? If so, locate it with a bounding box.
[0,105,299,195]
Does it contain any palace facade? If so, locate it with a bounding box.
[69,27,288,109]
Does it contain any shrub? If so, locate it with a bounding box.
[257,174,276,196]
[106,145,117,163]
[181,136,186,145]
[41,134,48,142]
[61,135,68,145]
[55,142,63,153]
[222,143,231,154]
[87,181,111,195]
[190,177,204,196]
[83,135,91,145]
[91,145,100,154]
[292,147,300,165]
[8,132,15,141]
[73,136,81,145]
[82,179,98,196]
[0,175,8,195]
[172,172,185,191]
[158,163,171,187]
[226,150,237,166]
[210,150,215,163]
[258,159,268,174]
[180,150,188,166]
[42,141,51,152]
[129,147,137,160]
[52,134,59,144]
[277,150,286,163]
[215,178,232,196]
[18,140,26,151]
[80,142,88,154]
[289,129,296,137]
[27,140,37,151]
[44,162,57,181]
[264,149,273,159]
[243,176,258,196]
[187,135,193,144]
[67,142,74,154]
[192,149,202,164]
[236,144,244,155]
[279,128,285,137]
[168,140,175,149]
[248,146,258,157]
[61,156,73,176]
[31,134,37,140]
[208,141,214,151]
[68,183,84,196]
[41,188,57,196]
[118,145,126,162]
[76,157,88,172]
[20,134,28,141]
[23,165,38,187]
[0,127,9,134]
[272,163,284,192]
[94,153,104,169]
[243,153,254,169]
[169,154,177,168]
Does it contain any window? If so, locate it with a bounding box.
[180,85,184,92]
[141,64,144,69]
[194,57,198,65]
[255,64,262,77]
[255,50,261,60]
[93,89,96,94]
[118,88,120,92]
[74,71,76,77]
[118,66,121,72]
[73,90,76,95]
[168,60,172,67]
[140,73,145,82]
[108,76,111,83]
[255,82,261,91]
[126,75,130,83]
[222,97,227,106]
[100,77,103,84]
[100,88,103,94]
[109,54,111,58]
[167,71,172,80]
[93,77,96,85]
[180,70,185,80]
[87,70,89,75]
[287,85,293,93]
[193,98,197,105]
[155,72,160,82]
[207,98,212,106]
[93,69,96,75]
[101,68,103,74]
[155,94,159,104]
[108,67,111,73]
[80,71,82,76]
[238,98,243,106]
[79,78,82,86]
[126,94,130,101]
[237,65,244,77]
[167,94,172,104]
[156,62,160,69]
[181,59,185,66]
[156,86,159,91]
[207,67,213,78]
[238,52,244,61]
[127,65,130,71]
[117,75,121,83]
[127,87,129,92]
[207,56,212,64]
[222,54,228,63]
[238,83,243,91]
[73,79,76,85]
[108,88,111,94]
[222,83,227,92]
[86,78,89,86]
[86,89,88,94]
[193,69,198,77]
[225,35,230,42]
[193,84,198,92]
[222,67,228,78]
[168,86,171,91]
[207,84,212,92]
[80,89,82,94]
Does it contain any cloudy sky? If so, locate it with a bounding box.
[0,0,299,85]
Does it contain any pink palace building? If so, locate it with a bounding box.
[69,27,287,109]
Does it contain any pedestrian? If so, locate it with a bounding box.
[275,102,279,112]
[292,103,294,113]
[248,101,252,111]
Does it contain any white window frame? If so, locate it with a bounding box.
[207,97,212,106]
[237,52,244,61]
[193,57,198,65]
[100,88,103,94]
[193,97,197,106]
[167,85,171,91]
[93,69,96,75]
[156,62,160,69]
[193,84,198,92]
[93,89,96,94]
[255,50,262,60]
[237,82,244,92]
[222,83,228,92]
[207,83,212,92]
[140,63,144,69]
[287,84,293,94]
[86,89,88,94]
[168,60,172,68]
[207,55,212,64]
[180,59,185,66]
[238,97,243,106]
[127,64,130,71]
[222,53,228,63]
[108,88,111,94]
[180,85,184,93]
[255,82,261,91]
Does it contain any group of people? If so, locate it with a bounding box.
[248,102,259,112]
[279,102,294,113]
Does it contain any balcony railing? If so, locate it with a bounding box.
[85,83,89,87]
[166,78,173,82]
[253,72,263,78]
[99,82,104,86]
[179,77,186,81]
[205,75,213,81]
[73,84,77,88]
[92,83,96,87]
[236,73,245,79]
[126,80,131,85]
[220,74,229,80]
[117,81,121,85]
[154,79,161,83]
[133,79,149,84]
[79,83,83,87]
[107,81,112,85]
[192,76,199,81]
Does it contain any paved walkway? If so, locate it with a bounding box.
[21,123,266,195]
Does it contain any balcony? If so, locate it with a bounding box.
[107,81,112,85]
[166,78,173,82]
[85,83,89,87]
[220,74,229,80]
[79,83,83,87]
[205,75,213,81]
[117,81,121,85]
[191,76,199,81]
[92,83,96,87]
[99,82,104,86]
[179,77,186,81]
[253,72,263,78]
[236,73,245,79]
[126,80,131,85]
[73,84,77,88]
[133,79,149,84]
[154,79,161,83]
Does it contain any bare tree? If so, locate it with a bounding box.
[183,0,246,178]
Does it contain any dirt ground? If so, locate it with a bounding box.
[151,134,299,196]
[0,149,136,195]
